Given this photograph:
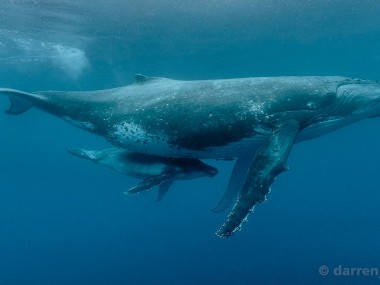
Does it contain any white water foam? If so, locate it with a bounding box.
[0,35,89,79]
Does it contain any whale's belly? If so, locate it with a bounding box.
[110,129,266,159]
[107,117,355,159]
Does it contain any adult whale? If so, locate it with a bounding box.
[67,147,218,200]
[1,75,380,237]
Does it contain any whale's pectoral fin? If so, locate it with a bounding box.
[125,172,174,195]
[216,119,300,238]
[156,180,174,202]
[212,153,254,213]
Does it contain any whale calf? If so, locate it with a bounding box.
[67,147,218,200]
[1,75,380,237]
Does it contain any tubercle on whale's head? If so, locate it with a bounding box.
[335,79,380,119]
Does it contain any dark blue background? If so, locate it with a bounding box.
[1,1,380,284]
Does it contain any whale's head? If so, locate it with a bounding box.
[336,79,380,120]
[299,79,380,141]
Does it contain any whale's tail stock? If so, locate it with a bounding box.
[0,88,46,115]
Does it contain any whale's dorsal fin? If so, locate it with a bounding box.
[134,74,160,84]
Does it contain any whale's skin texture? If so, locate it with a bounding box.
[0,76,353,158]
[2,75,380,237]
[1,76,376,158]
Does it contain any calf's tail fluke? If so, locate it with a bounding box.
[0,88,44,115]
[66,148,98,161]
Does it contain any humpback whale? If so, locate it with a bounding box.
[1,75,380,237]
[67,147,218,200]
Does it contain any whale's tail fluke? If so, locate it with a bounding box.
[0,88,36,114]
[0,88,47,115]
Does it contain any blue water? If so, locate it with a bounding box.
[1,1,380,284]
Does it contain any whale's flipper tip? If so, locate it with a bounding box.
[215,205,256,238]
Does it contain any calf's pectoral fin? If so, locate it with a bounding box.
[216,119,300,238]
[156,180,174,202]
[125,172,174,195]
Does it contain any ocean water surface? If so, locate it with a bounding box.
[1,1,380,284]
